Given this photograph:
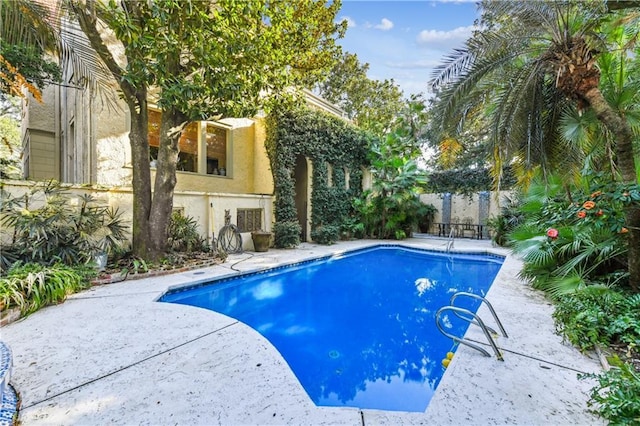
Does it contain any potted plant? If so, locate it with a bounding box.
[251,230,272,252]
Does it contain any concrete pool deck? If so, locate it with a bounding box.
[1,238,603,425]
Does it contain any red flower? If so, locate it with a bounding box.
[546,228,559,239]
[590,191,602,198]
[577,211,586,219]
[583,201,596,210]
[596,210,604,217]
[620,227,629,234]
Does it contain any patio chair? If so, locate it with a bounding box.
[460,217,476,239]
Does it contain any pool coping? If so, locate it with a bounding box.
[1,238,604,425]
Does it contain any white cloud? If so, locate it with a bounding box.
[374,18,394,31]
[340,16,356,28]
[416,25,475,49]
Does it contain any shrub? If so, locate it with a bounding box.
[167,212,207,252]
[510,173,630,296]
[416,202,438,233]
[340,215,365,240]
[0,262,94,315]
[0,181,129,272]
[487,194,524,247]
[273,221,301,248]
[311,225,340,245]
[553,286,640,354]
[581,358,640,425]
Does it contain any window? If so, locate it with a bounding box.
[237,209,263,232]
[148,110,228,175]
[206,124,227,175]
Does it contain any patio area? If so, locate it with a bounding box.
[1,238,603,425]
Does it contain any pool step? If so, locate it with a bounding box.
[0,342,17,426]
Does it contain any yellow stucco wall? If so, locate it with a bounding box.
[1,180,274,252]
[252,117,274,195]
[170,118,273,196]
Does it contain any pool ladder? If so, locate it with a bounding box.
[435,292,508,361]
[445,228,455,252]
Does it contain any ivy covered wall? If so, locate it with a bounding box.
[266,108,371,247]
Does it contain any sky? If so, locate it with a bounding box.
[336,0,480,97]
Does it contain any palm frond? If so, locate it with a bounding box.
[1,0,118,108]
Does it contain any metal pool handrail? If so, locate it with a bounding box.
[435,306,504,361]
[450,292,508,338]
[445,228,455,252]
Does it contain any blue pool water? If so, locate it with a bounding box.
[159,245,504,412]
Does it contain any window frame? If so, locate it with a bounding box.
[147,108,232,178]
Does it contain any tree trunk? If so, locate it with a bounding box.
[128,96,153,259]
[147,106,185,258]
[584,87,640,292]
[72,2,155,259]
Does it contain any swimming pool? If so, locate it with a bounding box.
[159,245,504,412]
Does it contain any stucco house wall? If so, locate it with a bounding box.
[18,57,361,251]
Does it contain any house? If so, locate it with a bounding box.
[17,68,352,250]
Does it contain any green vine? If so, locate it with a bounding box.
[266,108,371,247]
[426,166,516,196]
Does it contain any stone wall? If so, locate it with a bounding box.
[419,191,514,237]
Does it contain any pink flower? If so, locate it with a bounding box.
[577,211,586,219]
[546,228,559,239]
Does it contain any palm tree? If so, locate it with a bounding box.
[0,0,116,103]
[431,1,640,292]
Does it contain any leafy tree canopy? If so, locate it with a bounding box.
[72,0,347,259]
[0,41,61,99]
[316,52,405,137]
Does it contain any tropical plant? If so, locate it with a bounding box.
[356,99,429,240]
[0,0,115,103]
[581,357,640,425]
[487,193,524,247]
[416,201,438,234]
[509,172,632,297]
[167,212,207,253]
[431,1,640,291]
[0,181,129,272]
[553,285,627,351]
[0,262,94,314]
